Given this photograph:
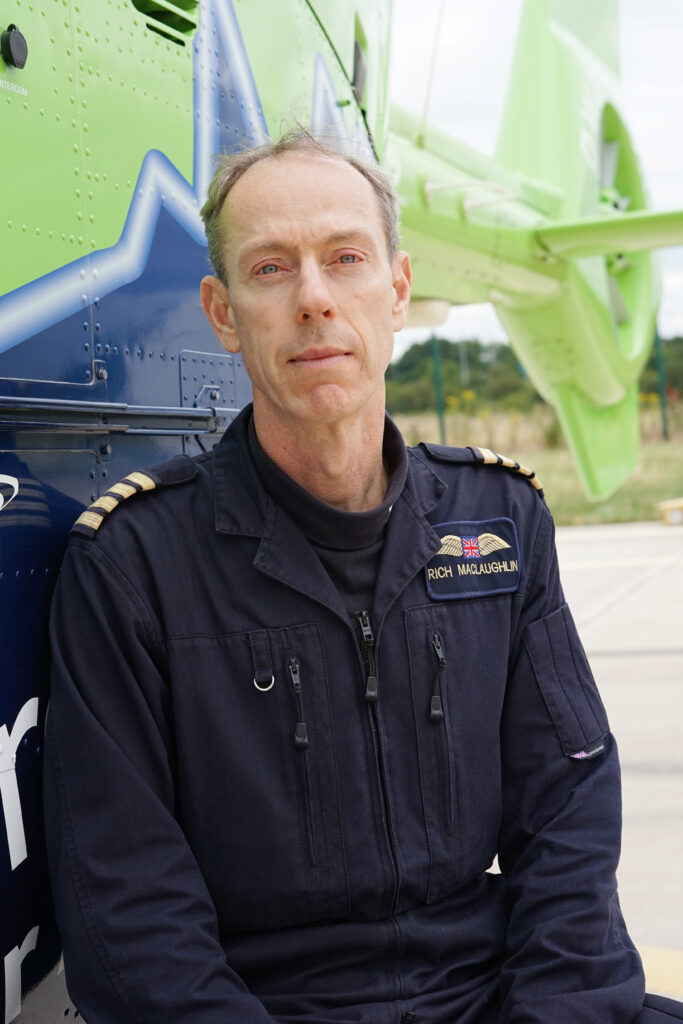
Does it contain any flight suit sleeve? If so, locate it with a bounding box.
[44,539,276,1024]
[496,505,645,1024]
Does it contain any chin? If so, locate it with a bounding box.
[294,384,360,422]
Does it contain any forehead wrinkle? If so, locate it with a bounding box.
[221,153,386,274]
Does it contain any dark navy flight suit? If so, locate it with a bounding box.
[44,406,681,1023]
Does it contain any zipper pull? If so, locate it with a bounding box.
[288,657,309,750]
[355,611,378,704]
[430,632,446,722]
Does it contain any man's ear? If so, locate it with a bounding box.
[200,275,241,354]
[390,251,412,332]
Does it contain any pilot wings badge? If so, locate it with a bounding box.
[425,517,520,600]
[436,532,511,559]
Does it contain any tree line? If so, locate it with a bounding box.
[385,336,683,415]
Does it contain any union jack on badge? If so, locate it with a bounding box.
[462,536,480,558]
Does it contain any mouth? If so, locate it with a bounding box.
[289,346,351,366]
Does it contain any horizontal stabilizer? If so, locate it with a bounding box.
[536,209,683,259]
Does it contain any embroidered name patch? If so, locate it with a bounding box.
[425,517,521,600]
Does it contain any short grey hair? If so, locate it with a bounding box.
[200,129,401,284]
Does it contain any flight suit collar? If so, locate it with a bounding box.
[210,405,449,622]
[212,406,269,538]
[372,448,447,626]
[211,408,350,617]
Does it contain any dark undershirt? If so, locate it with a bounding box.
[248,415,408,617]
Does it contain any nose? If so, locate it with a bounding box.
[295,259,335,323]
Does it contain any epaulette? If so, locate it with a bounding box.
[474,447,543,495]
[72,456,198,539]
[420,442,543,497]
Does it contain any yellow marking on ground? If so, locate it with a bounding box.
[638,944,683,999]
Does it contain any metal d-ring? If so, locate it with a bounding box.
[253,675,275,692]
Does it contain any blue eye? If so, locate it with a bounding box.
[339,254,358,263]
[258,264,279,275]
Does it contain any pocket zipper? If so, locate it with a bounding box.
[429,632,454,836]
[288,656,316,864]
[430,632,446,722]
[288,657,309,750]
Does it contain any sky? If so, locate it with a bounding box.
[389,0,683,357]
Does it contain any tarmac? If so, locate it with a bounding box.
[556,520,683,999]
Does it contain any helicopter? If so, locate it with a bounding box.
[1,1,683,1019]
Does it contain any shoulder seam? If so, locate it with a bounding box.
[67,538,163,650]
[416,442,477,464]
[71,457,198,539]
[415,442,544,497]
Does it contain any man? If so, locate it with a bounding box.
[44,132,683,1024]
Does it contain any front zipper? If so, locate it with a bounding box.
[355,610,378,703]
[354,611,400,913]
[288,657,316,864]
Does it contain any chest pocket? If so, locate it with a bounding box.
[405,602,508,901]
[166,623,347,931]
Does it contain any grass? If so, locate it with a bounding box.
[514,441,683,525]
[392,407,683,526]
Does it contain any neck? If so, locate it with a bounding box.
[253,403,388,512]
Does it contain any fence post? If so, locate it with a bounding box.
[654,328,669,441]
[431,333,446,444]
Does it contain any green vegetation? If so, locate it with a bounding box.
[387,339,540,414]
[514,441,683,526]
[388,337,683,525]
[386,336,683,415]
[393,411,683,525]
[640,335,683,400]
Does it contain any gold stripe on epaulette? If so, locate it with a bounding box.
[72,470,158,537]
[109,481,137,499]
[90,494,120,513]
[475,447,543,492]
[74,509,106,532]
[127,471,156,491]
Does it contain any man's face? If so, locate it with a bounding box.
[200,153,411,428]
